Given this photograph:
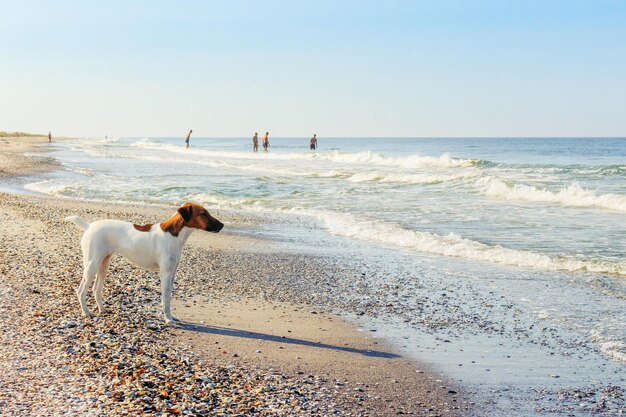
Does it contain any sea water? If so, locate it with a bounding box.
[25,137,626,273]
[14,137,626,414]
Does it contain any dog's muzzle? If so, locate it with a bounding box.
[206,221,224,233]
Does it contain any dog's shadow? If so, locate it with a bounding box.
[175,321,401,359]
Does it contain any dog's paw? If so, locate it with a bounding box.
[164,316,178,326]
[82,311,94,319]
[98,308,109,315]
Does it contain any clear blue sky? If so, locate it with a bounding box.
[1,0,625,137]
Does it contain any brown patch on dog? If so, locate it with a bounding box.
[160,214,184,237]
[133,224,153,232]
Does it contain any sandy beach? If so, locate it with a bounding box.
[0,138,471,416]
[0,136,60,178]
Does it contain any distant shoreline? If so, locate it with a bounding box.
[0,131,47,138]
[0,136,64,178]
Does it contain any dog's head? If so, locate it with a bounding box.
[177,203,224,233]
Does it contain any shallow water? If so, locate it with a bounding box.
[9,136,626,415]
[25,137,626,274]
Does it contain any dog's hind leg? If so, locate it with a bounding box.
[77,258,100,319]
[93,254,112,314]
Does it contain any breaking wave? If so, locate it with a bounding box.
[309,210,626,276]
[131,140,481,169]
[346,170,480,184]
[189,192,626,277]
[476,177,626,212]
[24,179,81,196]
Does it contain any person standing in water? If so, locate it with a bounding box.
[252,132,259,152]
[309,134,317,150]
[262,132,269,151]
[48,131,52,143]
[185,129,193,149]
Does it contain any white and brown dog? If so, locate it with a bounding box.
[65,202,223,324]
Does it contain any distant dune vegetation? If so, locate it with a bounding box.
[0,131,46,137]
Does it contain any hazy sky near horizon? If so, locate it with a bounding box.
[1,1,625,138]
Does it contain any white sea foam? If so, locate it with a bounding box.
[313,151,479,168]
[61,164,95,177]
[476,177,626,212]
[190,162,478,184]
[194,193,268,209]
[131,140,479,169]
[74,145,479,186]
[303,210,626,276]
[24,180,79,196]
[346,170,479,184]
[591,330,626,363]
[23,179,162,207]
[188,193,626,277]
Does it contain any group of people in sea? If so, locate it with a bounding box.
[251,132,317,152]
[251,132,270,152]
[183,130,318,151]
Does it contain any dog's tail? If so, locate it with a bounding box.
[65,215,90,231]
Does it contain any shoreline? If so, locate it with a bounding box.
[2,136,624,415]
[0,134,471,415]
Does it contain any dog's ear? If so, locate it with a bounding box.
[177,205,193,222]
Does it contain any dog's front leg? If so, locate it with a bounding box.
[159,260,178,324]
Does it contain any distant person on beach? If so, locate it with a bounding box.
[185,129,193,149]
[309,134,317,150]
[262,132,269,151]
[48,131,52,143]
[252,132,259,152]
